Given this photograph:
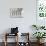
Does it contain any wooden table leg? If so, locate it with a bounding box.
[17,34,18,46]
[4,33,7,46]
[15,33,18,46]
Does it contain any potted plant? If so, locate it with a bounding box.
[33,32,46,43]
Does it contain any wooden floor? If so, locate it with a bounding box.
[0,42,46,46]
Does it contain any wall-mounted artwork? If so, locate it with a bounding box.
[10,8,23,18]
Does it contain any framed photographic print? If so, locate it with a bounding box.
[10,8,23,18]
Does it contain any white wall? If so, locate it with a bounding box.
[0,0,36,42]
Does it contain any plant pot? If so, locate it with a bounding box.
[40,39,45,43]
[37,39,40,46]
[37,39,40,43]
[37,39,45,44]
